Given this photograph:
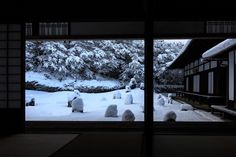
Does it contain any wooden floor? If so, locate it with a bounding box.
[1,133,236,157]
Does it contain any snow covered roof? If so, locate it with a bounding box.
[202,39,236,59]
[167,39,192,68]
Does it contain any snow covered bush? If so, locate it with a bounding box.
[113,91,121,99]
[26,40,145,84]
[163,111,177,122]
[156,97,165,106]
[153,40,185,84]
[72,97,84,113]
[67,91,80,107]
[129,78,137,89]
[140,82,144,90]
[167,93,173,104]
[180,104,193,111]
[105,105,118,117]
[125,85,131,93]
[122,109,135,121]
[125,94,133,105]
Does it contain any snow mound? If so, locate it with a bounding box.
[163,111,177,122]
[156,97,165,106]
[180,104,193,111]
[125,94,133,105]
[105,105,118,117]
[113,91,121,99]
[72,97,84,113]
[122,109,135,121]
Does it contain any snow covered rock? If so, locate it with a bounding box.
[156,94,162,99]
[125,85,131,93]
[140,82,144,90]
[180,104,193,111]
[122,109,135,121]
[72,97,84,113]
[125,94,133,105]
[26,98,35,106]
[129,78,137,89]
[73,89,80,95]
[105,105,118,117]
[67,91,80,107]
[167,93,173,104]
[156,97,165,106]
[113,91,121,99]
[163,111,177,122]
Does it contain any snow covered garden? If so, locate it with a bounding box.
[25,39,223,122]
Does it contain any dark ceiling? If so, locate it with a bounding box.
[1,0,236,21]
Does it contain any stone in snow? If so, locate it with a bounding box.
[105,105,118,117]
[156,97,165,106]
[72,97,84,113]
[125,94,133,105]
[140,82,144,90]
[156,94,162,99]
[167,93,173,104]
[180,104,193,111]
[122,109,135,121]
[129,78,137,89]
[68,91,80,107]
[113,91,121,99]
[125,85,131,93]
[163,111,177,122]
[26,98,35,106]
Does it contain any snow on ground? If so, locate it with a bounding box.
[153,93,223,122]
[26,71,122,89]
[26,88,144,121]
[25,89,223,121]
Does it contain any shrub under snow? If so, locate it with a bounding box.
[180,104,193,111]
[125,94,133,105]
[156,97,165,106]
[105,105,118,117]
[113,91,121,99]
[163,111,177,122]
[122,109,135,121]
[72,97,84,113]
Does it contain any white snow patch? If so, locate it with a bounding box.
[26,88,144,121]
[26,71,121,89]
